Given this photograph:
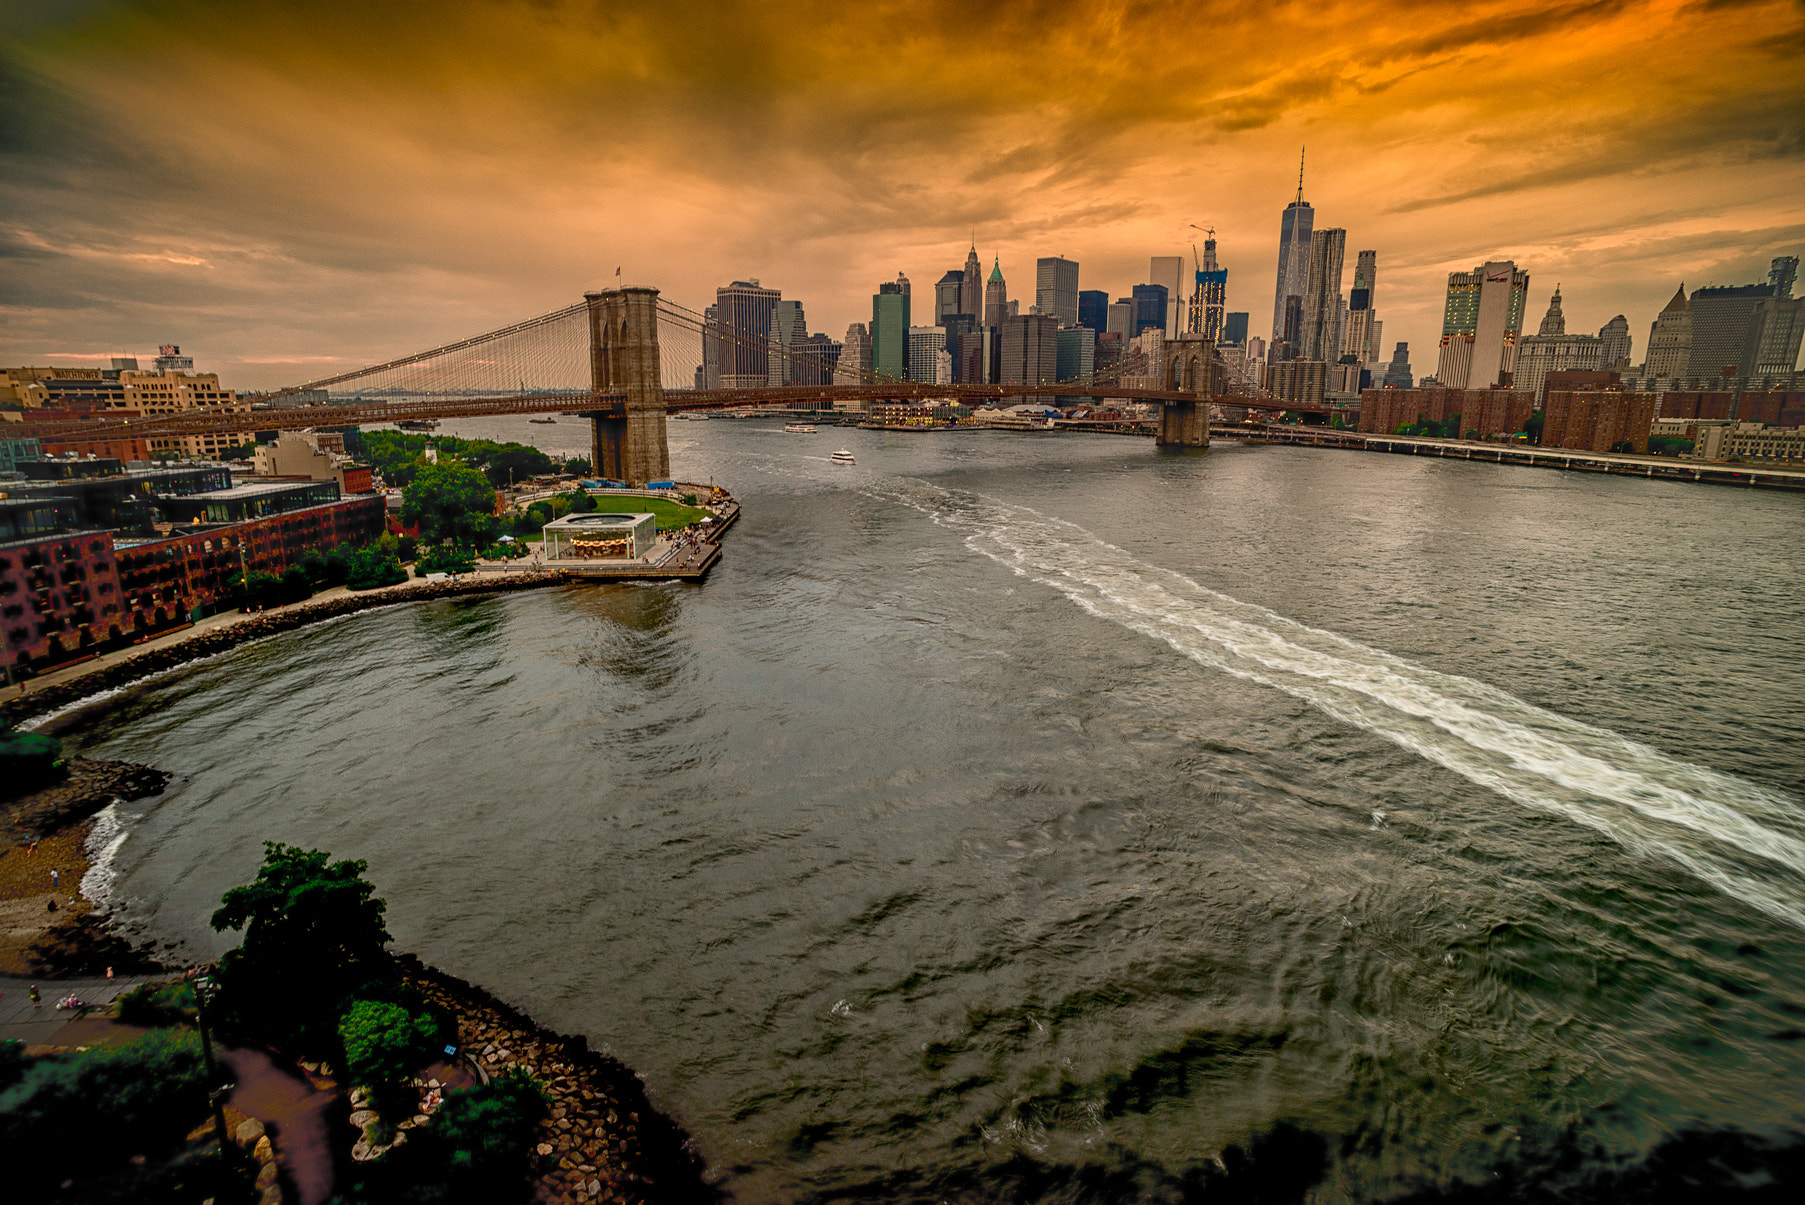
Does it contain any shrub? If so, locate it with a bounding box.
[340,999,446,1090]
[116,979,197,1027]
[0,727,65,798]
[342,1069,550,1204]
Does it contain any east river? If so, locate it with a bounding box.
[71,420,1805,1201]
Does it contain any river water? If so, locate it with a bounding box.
[71,420,1805,1200]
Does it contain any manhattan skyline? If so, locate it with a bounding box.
[2,0,1802,389]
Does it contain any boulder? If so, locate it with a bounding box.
[235,1118,266,1145]
[252,1135,273,1163]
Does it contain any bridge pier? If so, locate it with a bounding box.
[581,288,669,486]
[1154,334,1214,449]
[1156,401,1210,448]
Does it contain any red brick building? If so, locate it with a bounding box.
[3,494,384,673]
[1541,390,1658,454]
[1358,387,1534,439]
[1659,390,1805,427]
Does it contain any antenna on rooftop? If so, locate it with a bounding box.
[1296,147,1306,203]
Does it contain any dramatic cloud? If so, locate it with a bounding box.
[1,0,1801,385]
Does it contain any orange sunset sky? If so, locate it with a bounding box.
[2,0,1802,388]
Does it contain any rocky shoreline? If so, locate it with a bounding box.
[1,574,569,730]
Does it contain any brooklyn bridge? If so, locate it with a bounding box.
[15,288,1352,486]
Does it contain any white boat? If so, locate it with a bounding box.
[830,448,855,464]
[785,423,818,434]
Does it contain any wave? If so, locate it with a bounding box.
[80,802,131,913]
[873,478,1805,931]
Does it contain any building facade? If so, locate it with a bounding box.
[1541,389,1658,454]
[1000,315,1059,396]
[1644,284,1691,377]
[1035,258,1080,326]
[1270,179,1314,346]
[1149,256,1183,337]
[1741,296,1805,376]
[1436,261,1530,389]
[1687,284,1774,378]
[1513,289,1605,402]
[715,280,782,389]
[871,282,911,379]
[1382,343,1413,388]
[1300,228,1347,362]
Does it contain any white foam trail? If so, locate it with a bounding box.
[81,802,130,912]
[871,478,1805,931]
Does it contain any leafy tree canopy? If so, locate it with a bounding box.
[401,460,498,549]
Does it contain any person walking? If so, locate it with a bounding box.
[51,868,59,889]
[29,984,41,1007]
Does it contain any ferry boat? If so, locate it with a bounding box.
[785,422,818,434]
[396,419,439,431]
[830,448,855,464]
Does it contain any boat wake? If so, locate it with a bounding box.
[874,478,1805,931]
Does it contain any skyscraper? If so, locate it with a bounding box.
[984,258,1008,329]
[1771,255,1799,300]
[1644,284,1690,377]
[1106,300,1134,339]
[1036,257,1080,325]
[1435,261,1530,388]
[1270,151,1314,345]
[700,303,724,388]
[1150,256,1184,337]
[908,326,949,384]
[832,323,870,386]
[1597,315,1632,369]
[1740,295,1805,376]
[1056,324,1096,383]
[1187,234,1226,341]
[1382,342,1413,388]
[1131,284,1168,335]
[1001,314,1058,397]
[934,271,966,325]
[715,279,781,389]
[871,280,910,379]
[1078,290,1109,334]
[962,242,984,325]
[1688,283,1774,377]
[1513,287,1603,401]
[1300,228,1346,362]
[766,298,807,386]
[1341,249,1382,365]
[1223,312,1249,346]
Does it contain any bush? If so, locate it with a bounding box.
[116,980,197,1027]
[340,999,446,1092]
[342,1069,549,1204]
[0,728,65,798]
[345,546,408,590]
[415,546,477,576]
[0,1029,211,1195]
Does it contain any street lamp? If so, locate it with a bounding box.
[191,974,236,1152]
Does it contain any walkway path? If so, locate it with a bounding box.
[0,970,157,1045]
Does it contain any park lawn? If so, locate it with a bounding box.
[587,495,708,529]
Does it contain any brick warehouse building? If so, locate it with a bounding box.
[1657,391,1805,426]
[2,494,383,673]
[1541,390,1659,455]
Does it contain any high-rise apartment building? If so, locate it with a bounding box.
[1131,284,1168,335]
[1435,261,1530,388]
[1382,342,1413,388]
[871,281,910,379]
[765,299,807,386]
[1340,249,1383,365]
[1645,284,1691,377]
[1598,315,1632,369]
[908,326,949,384]
[1270,158,1314,345]
[1300,228,1346,362]
[962,243,984,326]
[1688,284,1774,377]
[1001,314,1058,395]
[1150,256,1184,337]
[715,280,782,389]
[1036,257,1080,326]
[1078,290,1109,334]
[984,258,1008,329]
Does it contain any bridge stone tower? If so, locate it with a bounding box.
[583,288,670,485]
[1155,334,1215,449]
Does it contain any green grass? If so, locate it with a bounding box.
[585,495,708,530]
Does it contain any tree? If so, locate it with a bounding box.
[210,843,394,1051]
[340,999,448,1121]
[342,1069,550,1204]
[563,456,592,476]
[1524,411,1546,445]
[480,444,555,488]
[401,461,497,549]
[1,727,65,798]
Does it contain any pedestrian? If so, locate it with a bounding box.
[51,868,59,889]
[106,966,115,981]
[29,984,41,1007]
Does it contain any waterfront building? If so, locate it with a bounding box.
[1654,389,1805,425]
[715,280,782,389]
[542,511,656,562]
[1270,156,1314,345]
[871,281,910,379]
[1357,387,1534,439]
[1078,290,1109,334]
[1542,388,1658,454]
[1687,284,1773,378]
[1131,284,1168,336]
[961,243,984,328]
[1036,257,1080,326]
[1150,256,1183,337]
[983,258,1008,329]
[251,431,374,495]
[1740,296,1805,376]
[21,357,252,460]
[1000,314,1058,398]
[1699,421,1805,462]
[1300,229,1347,362]
[1435,261,1530,389]
[908,326,949,384]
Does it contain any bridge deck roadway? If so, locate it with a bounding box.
[11,387,1347,443]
